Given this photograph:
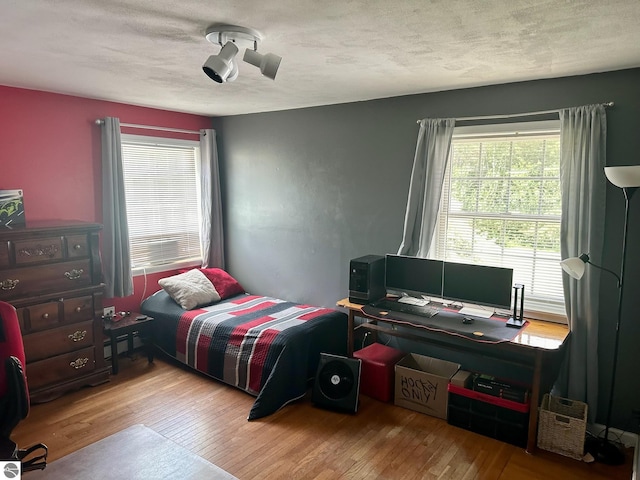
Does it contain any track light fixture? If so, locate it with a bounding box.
[203,24,282,83]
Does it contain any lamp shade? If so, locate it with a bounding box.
[604,165,640,188]
[560,257,586,279]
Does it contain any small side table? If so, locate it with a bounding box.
[103,313,154,374]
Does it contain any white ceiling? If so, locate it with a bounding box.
[2,0,640,117]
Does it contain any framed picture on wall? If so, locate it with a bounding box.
[0,189,25,227]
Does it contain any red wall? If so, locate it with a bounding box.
[0,85,213,312]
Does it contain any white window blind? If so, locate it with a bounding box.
[121,134,202,271]
[431,121,564,316]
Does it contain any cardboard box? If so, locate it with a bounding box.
[394,353,460,419]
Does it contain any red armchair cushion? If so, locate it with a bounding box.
[0,302,26,399]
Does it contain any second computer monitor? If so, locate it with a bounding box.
[442,262,513,309]
[384,254,444,299]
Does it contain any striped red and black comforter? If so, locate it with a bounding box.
[140,291,347,419]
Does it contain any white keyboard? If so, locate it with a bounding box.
[458,306,493,318]
[398,296,430,307]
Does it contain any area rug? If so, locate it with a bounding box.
[27,424,237,479]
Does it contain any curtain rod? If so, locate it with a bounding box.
[94,119,200,135]
[416,101,614,124]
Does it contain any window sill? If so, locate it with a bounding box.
[524,309,568,325]
[132,259,201,276]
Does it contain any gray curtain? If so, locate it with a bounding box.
[101,117,133,298]
[397,118,455,257]
[199,129,225,269]
[558,104,607,422]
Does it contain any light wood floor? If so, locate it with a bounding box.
[13,354,633,480]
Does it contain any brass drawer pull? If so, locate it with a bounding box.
[64,269,84,280]
[75,306,83,313]
[1,279,19,290]
[73,244,82,250]
[42,313,50,320]
[18,244,59,258]
[68,330,87,342]
[70,357,89,369]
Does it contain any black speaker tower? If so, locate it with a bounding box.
[348,255,385,304]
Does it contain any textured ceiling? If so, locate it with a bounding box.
[2,0,640,117]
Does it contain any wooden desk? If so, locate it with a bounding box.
[336,298,570,454]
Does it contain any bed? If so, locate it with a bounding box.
[139,268,348,420]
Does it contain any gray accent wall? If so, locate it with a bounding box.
[212,68,640,431]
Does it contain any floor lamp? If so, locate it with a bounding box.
[560,165,640,465]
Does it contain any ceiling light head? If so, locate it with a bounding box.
[202,41,239,83]
[243,49,282,80]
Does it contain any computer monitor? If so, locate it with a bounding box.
[384,254,444,299]
[442,261,513,309]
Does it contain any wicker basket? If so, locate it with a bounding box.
[537,394,588,460]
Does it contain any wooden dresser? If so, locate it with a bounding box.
[0,220,110,402]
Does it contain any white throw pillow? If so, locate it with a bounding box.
[158,269,221,310]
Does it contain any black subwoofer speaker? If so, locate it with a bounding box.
[312,353,362,413]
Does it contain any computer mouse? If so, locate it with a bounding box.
[462,316,474,324]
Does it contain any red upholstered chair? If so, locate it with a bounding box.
[0,301,47,471]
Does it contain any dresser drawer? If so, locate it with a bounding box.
[27,346,96,390]
[24,320,94,362]
[18,301,61,333]
[13,236,64,265]
[64,295,94,324]
[66,234,89,259]
[0,259,91,300]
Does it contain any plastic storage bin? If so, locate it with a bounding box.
[447,383,530,447]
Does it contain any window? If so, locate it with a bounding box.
[431,121,564,316]
[121,134,202,272]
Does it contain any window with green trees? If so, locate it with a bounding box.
[432,121,564,316]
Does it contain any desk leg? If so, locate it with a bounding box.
[110,332,119,375]
[526,350,543,454]
[127,332,134,355]
[146,325,155,364]
[347,310,354,357]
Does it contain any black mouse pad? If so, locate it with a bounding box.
[361,305,527,343]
